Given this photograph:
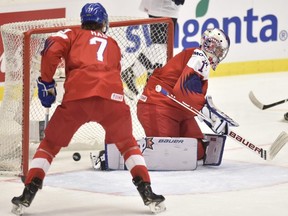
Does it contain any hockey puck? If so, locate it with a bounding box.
[73,152,81,161]
[284,112,288,121]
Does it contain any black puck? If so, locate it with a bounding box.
[284,112,288,121]
[73,152,81,161]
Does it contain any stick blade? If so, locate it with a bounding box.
[269,131,288,160]
[248,91,264,110]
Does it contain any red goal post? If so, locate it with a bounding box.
[0,17,174,177]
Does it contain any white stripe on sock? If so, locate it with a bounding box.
[30,158,51,174]
[125,155,147,171]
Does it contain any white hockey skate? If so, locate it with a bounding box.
[90,150,106,170]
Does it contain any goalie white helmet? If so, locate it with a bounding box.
[200,28,230,70]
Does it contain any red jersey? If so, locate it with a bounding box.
[40,28,124,103]
[139,48,210,112]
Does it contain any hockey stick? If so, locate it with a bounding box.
[155,85,288,160]
[155,85,238,126]
[249,91,288,110]
[44,108,49,129]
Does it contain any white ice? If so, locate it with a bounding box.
[1,71,288,216]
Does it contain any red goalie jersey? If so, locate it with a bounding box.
[139,47,209,112]
[40,28,124,103]
[137,48,210,160]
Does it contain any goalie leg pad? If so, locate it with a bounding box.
[203,134,226,166]
[105,137,198,171]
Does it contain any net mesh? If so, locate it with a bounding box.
[0,17,173,175]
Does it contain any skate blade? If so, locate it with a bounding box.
[148,201,166,214]
[11,203,25,216]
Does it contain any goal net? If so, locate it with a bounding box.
[0,17,173,176]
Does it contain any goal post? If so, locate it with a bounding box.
[0,17,174,177]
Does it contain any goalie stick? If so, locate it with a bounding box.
[155,85,288,160]
[249,91,288,110]
[154,85,239,127]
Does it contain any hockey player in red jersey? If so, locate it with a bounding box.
[11,3,165,215]
[137,28,230,160]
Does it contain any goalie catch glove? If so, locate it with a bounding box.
[37,77,57,108]
[199,104,229,135]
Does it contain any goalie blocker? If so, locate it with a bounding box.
[90,134,226,171]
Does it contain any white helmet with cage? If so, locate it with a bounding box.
[200,28,230,70]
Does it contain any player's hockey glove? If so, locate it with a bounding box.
[199,104,229,135]
[37,77,57,108]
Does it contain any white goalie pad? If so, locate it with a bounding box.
[105,137,198,171]
[203,134,226,166]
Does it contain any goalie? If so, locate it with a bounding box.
[137,28,231,161]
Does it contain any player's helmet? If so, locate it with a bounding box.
[80,3,109,33]
[200,28,230,70]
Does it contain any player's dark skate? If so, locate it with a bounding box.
[133,176,166,214]
[11,177,42,215]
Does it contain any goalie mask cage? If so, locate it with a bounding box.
[0,17,173,177]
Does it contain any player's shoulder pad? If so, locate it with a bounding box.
[187,48,210,79]
[192,48,207,60]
